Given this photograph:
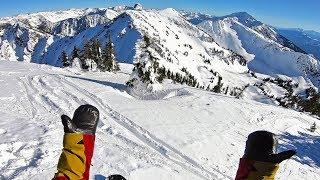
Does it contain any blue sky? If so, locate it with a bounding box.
[1,0,319,32]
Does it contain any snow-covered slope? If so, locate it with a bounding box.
[124,8,249,92]
[0,23,52,62]
[1,6,320,102]
[194,14,320,88]
[5,7,250,95]
[202,18,318,75]
[277,28,320,60]
[183,12,306,54]
[1,6,320,179]
[52,8,120,36]
[0,8,103,26]
[0,8,118,63]
[0,61,319,180]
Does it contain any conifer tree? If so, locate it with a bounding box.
[83,40,93,61]
[70,46,81,66]
[60,51,70,67]
[310,122,316,132]
[101,36,120,72]
[91,39,102,65]
[213,76,223,93]
[71,46,80,60]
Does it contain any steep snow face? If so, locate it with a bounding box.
[223,12,306,54]
[42,12,141,66]
[53,9,119,36]
[197,17,320,87]
[198,19,254,61]
[0,23,53,63]
[277,28,320,60]
[184,12,306,54]
[30,7,249,93]
[0,8,103,26]
[252,25,306,54]
[0,8,119,63]
[223,12,263,28]
[125,8,251,92]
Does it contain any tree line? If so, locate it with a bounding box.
[60,36,120,72]
[127,35,239,95]
[254,77,320,118]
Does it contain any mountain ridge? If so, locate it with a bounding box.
[1,5,320,108]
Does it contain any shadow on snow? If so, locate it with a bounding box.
[278,131,320,167]
[64,75,127,91]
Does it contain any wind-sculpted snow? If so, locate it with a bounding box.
[0,61,319,179]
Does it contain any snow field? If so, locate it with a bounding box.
[0,61,319,179]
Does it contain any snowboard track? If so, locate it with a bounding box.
[3,72,231,179]
[55,74,231,179]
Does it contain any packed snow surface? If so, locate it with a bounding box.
[0,61,319,180]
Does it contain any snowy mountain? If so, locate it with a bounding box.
[0,5,320,180]
[1,5,320,109]
[0,22,50,62]
[181,10,320,116]
[277,28,320,60]
[197,17,319,77]
[182,12,320,90]
[183,11,306,54]
[1,6,251,95]
[0,8,118,62]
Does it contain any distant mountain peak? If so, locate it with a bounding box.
[225,12,262,27]
[229,12,253,18]
[134,3,143,10]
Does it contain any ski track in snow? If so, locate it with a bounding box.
[56,75,229,179]
[0,71,227,179]
[0,62,319,179]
